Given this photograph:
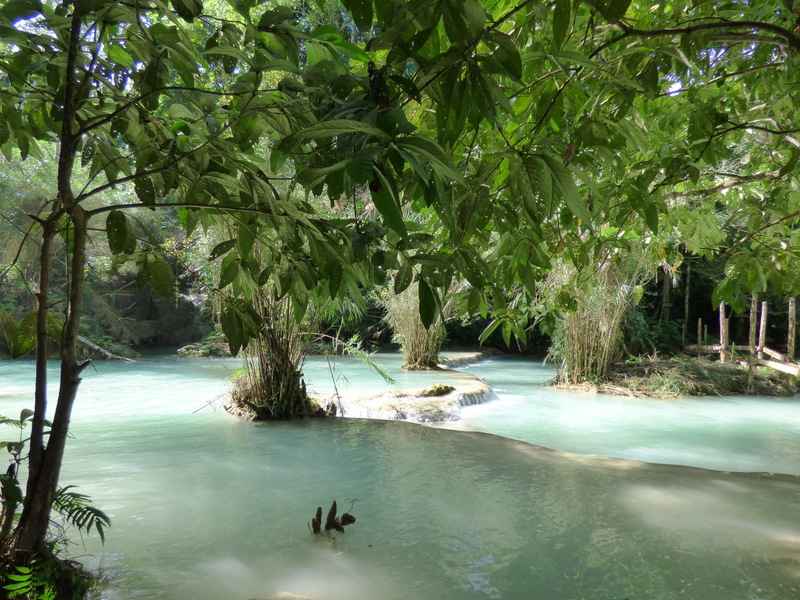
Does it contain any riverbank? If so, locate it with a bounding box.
[553,356,799,398]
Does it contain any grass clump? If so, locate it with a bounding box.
[564,355,798,398]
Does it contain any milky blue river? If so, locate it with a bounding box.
[1,354,799,600]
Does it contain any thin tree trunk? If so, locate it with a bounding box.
[682,259,691,346]
[789,297,796,361]
[15,209,89,555]
[758,301,768,359]
[13,12,85,557]
[662,269,672,322]
[748,294,758,393]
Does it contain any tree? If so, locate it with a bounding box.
[0,0,392,581]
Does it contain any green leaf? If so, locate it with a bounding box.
[73,0,104,17]
[485,31,523,81]
[238,221,256,258]
[328,38,371,63]
[394,261,413,295]
[342,0,372,31]
[108,45,135,68]
[1,310,37,359]
[220,306,245,357]
[552,0,570,49]
[134,177,156,206]
[171,0,202,22]
[0,0,43,20]
[541,154,590,224]
[209,239,237,260]
[418,279,439,329]
[371,166,407,237]
[297,119,391,142]
[218,254,240,289]
[479,318,502,345]
[328,261,343,297]
[396,135,465,184]
[597,0,631,22]
[345,147,380,183]
[136,252,175,296]
[106,210,131,255]
[463,0,486,38]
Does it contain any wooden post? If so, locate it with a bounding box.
[696,317,703,354]
[704,323,708,344]
[758,301,768,359]
[789,297,796,361]
[718,301,729,363]
[682,259,691,346]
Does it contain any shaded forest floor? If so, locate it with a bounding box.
[555,356,799,398]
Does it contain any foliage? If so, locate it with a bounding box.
[378,281,446,370]
[227,290,311,420]
[2,557,93,600]
[177,330,229,357]
[3,0,800,581]
[52,487,110,545]
[544,254,649,384]
[621,313,685,356]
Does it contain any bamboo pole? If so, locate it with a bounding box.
[789,297,796,361]
[718,301,729,363]
[758,301,768,359]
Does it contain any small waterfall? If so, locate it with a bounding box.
[455,384,497,407]
[332,381,498,423]
[438,350,497,370]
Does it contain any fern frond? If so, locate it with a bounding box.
[53,486,111,544]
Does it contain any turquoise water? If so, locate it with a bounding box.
[1,355,799,600]
[438,356,800,475]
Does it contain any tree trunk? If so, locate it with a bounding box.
[758,301,768,359]
[15,208,89,556]
[789,297,796,361]
[682,259,691,346]
[748,294,758,393]
[661,268,672,322]
[12,12,86,557]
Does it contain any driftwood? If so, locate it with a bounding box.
[77,335,136,361]
[310,500,356,535]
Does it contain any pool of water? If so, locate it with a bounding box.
[437,356,800,475]
[1,355,799,600]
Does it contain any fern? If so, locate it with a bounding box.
[53,486,110,544]
[3,564,56,600]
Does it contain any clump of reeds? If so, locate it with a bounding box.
[547,255,648,385]
[380,282,445,370]
[228,293,314,420]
